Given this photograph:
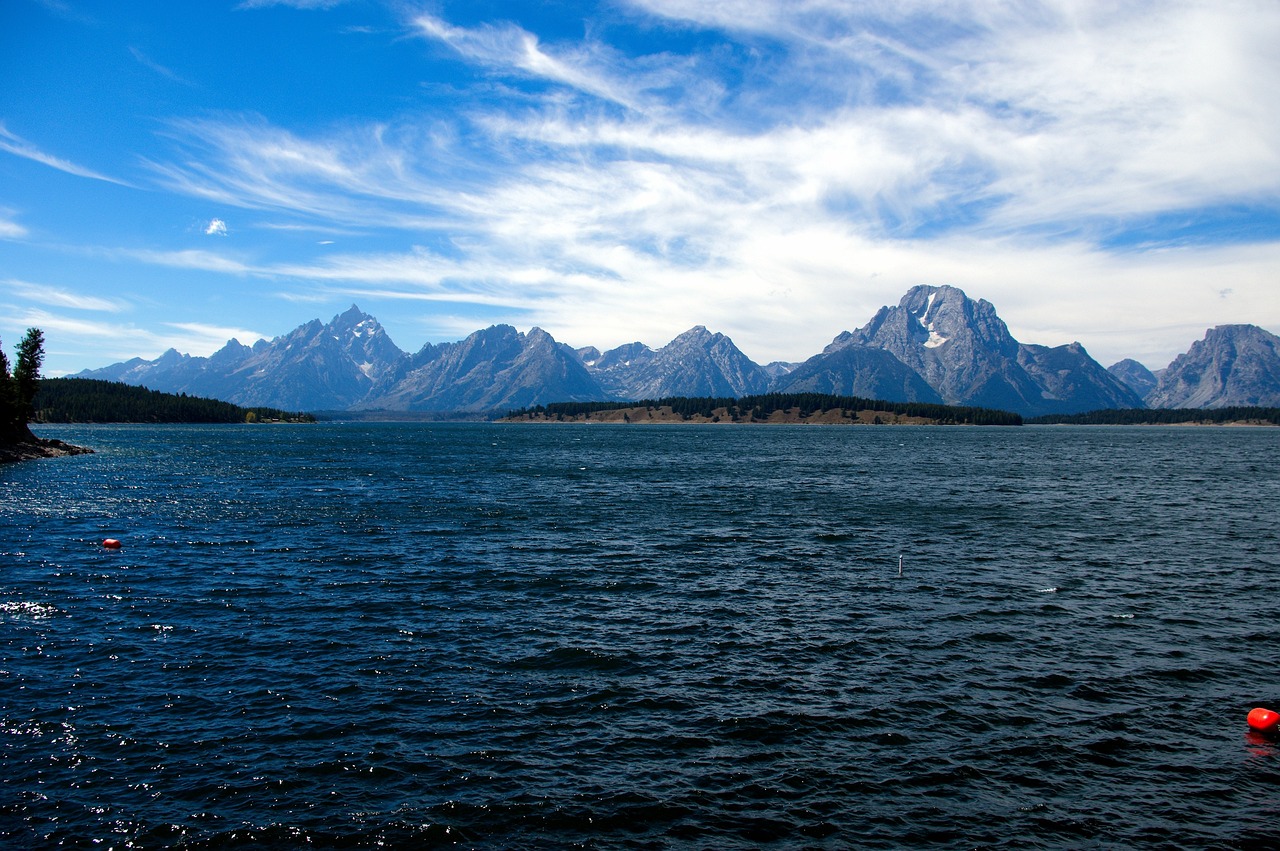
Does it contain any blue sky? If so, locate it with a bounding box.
[3,0,1279,375]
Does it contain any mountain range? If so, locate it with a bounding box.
[75,285,1280,416]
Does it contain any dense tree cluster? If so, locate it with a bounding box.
[33,378,316,424]
[0,329,45,444]
[508,392,1023,426]
[1028,407,1280,425]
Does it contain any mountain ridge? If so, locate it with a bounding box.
[74,290,1280,415]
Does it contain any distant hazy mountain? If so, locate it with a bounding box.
[1145,325,1280,408]
[775,345,942,402]
[583,326,771,399]
[1107,359,1159,399]
[77,306,406,411]
[77,290,1274,416]
[790,285,1143,415]
[362,325,602,413]
[577,341,655,397]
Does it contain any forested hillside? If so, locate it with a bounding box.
[33,378,315,424]
[507,392,1024,425]
[1027,407,1280,425]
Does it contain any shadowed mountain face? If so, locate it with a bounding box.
[74,293,1276,415]
[76,306,406,411]
[1108,358,1159,398]
[584,326,772,400]
[790,285,1144,415]
[774,345,942,402]
[1145,324,1280,408]
[360,325,602,413]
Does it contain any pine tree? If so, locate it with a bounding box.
[0,341,16,439]
[2,329,44,443]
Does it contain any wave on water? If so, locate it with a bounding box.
[3,423,1280,849]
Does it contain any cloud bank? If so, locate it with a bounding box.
[11,0,1280,370]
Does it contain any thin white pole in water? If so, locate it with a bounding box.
[898,554,903,577]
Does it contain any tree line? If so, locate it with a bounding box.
[507,392,1024,425]
[32,378,316,424]
[1027,407,1280,425]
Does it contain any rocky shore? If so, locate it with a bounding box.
[0,437,95,464]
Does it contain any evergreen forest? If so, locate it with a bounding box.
[1027,407,1280,425]
[32,378,316,424]
[508,392,1024,425]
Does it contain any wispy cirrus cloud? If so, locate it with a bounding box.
[413,14,645,111]
[0,208,28,240]
[128,1,1280,365]
[1,306,270,365]
[128,46,195,86]
[110,247,258,275]
[165,321,271,347]
[628,0,1280,224]
[0,123,131,186]
[148,116,473,232]
[3,279,127,312]
[236,0,347,9]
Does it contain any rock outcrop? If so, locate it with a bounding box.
[1145,325,1280,408]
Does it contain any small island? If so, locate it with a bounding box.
[502,393,1024,426]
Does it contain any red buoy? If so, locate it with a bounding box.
[102,538,122,550]
[1247,707,1279,733]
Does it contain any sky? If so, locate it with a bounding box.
[2,0,1279,376]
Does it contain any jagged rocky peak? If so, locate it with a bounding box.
[805,284,1138,415]
[330,304,376,333]
[829,284,1015,358]
[580,325,769,400]
[762,361,797,380]
[673,324,713,341]
[1108,358,1158,398]
[899,284,965,349]
[525,327,556,346]
[208,338,253,368]
[593,342,652,370]
[327,304,401,351]
[1146,324,1280,409]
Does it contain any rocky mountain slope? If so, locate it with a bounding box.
[787,285,1144,416]
[361,325,601,413]
[1144,325,1280,408]
[580,326,771,399]
[1107,359,1160,398]
[74,292,1280,415]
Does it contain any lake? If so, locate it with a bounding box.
[3,423,1278,848]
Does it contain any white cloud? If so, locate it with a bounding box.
[205,218,229,236]
[128,46,194,86]
[127,1,1280,370]
[0,209,28,239]
[413,14,647,111]
[237,0,346,9]
[3,279,126,312]
[0,123,131,186]
[1,306,269,366]
[165,321,270,349]
[114,248,255,275]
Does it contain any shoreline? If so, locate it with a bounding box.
[0,437,95,464]
[502,405,965,426]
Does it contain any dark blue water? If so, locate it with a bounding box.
[3,423,1279,849]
